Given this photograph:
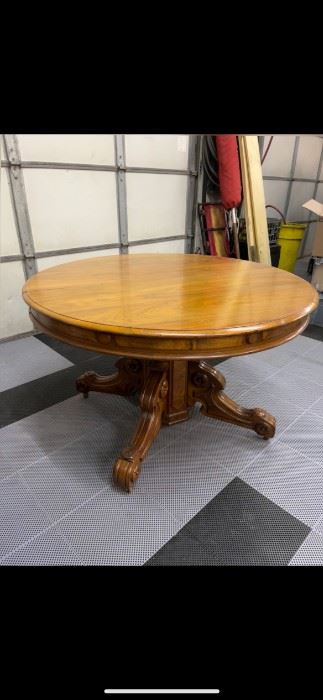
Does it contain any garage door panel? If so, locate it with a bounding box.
[125,135,189,170]
[262,136,296,177]
[23,169,118,252]
[263,180,289,217]
[127,173,187,242]
[0,262,33,339]
[295,136,322,179]
[287,181,316,222]
[17,134,115,165]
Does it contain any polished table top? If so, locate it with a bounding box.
[23,254,319,360]
[22,253,320,492]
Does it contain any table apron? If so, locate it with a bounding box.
[29,310,310,360]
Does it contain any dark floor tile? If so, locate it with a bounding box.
[211,358,227,366]
[144,530,217,566]
[0,354,119,429]
[303,324,323,342]
[185,478,310,566]
[35,333,104,364]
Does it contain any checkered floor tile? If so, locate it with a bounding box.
[1,327,323,566]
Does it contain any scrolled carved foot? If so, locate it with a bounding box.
[253,409,276,439]
[112,365,168,493]
[75,358,143,399]
[188,360,276,439]
[113,457,141,493]
[75,371,97,398]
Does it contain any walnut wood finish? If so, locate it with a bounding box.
[75,358,275,491]
[75,358,143,398]
[23,254,318,360]
[22,254,319,492]
[113,364,168,492]
[187,361,276,438]
[163,360,190,425]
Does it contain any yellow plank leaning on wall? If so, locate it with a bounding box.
[239,137,256,261]
[239,136,271,266]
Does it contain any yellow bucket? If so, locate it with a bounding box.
[277,223,306,273]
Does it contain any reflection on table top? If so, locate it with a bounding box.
[23,254,318,337]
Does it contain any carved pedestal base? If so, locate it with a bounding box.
[76,358,276,492]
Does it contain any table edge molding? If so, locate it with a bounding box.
[29,309,311,360]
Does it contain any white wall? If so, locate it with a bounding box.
[0,134,191,341]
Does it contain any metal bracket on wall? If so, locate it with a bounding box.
[283,136,300,221]
[258,136,265,159]
[185,135,200,253]
[310,142,323,214]
[3,135,37,278]
[0,160,197,177]
[114,134,129,255]
[299,140,323,258]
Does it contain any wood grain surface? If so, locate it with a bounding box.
[23,254,319,359]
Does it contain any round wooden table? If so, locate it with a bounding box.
[23,254,319,492]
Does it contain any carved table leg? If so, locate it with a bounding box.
[75,356,275,494]
[75,358,143,398]
[113,364,168,492]
[188,361,276,439]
